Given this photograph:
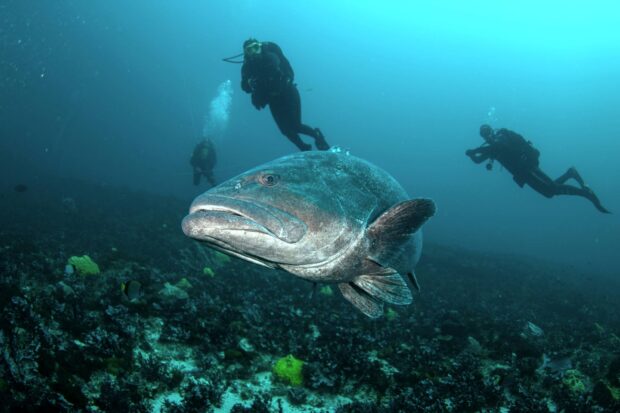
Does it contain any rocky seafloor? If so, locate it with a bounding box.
[1,178,619,413]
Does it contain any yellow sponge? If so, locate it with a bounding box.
[273,354,304,386]
[68,255,100,275]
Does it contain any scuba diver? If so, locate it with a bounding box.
[239,38,330,152]
[466,125,610,214]
[190,139,217,187]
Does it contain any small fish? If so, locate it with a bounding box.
[182,150,436,318]
[13,184,28,193]
[121,280,142,301]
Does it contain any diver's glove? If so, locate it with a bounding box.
[241,77,254,94]
[251,93,267,110]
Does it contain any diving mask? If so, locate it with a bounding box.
[244,41,262,56]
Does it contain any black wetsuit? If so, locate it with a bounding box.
[241,42,329,151]
[190,139,217,186]
[466,127,610,213]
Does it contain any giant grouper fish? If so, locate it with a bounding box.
[182,149,436,318]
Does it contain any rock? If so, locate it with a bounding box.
[158,282,189,303]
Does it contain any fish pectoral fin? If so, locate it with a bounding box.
[353,274,413,305]
[362,256,398,275]
[367,198,436,242]
[365,199,435,271]
[338,282,383,318]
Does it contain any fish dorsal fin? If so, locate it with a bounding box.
[367,198,436,243]
[338,282,383,318]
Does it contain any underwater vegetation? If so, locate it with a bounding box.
[1,177,619,412]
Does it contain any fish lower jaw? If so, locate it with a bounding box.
[216,246,278,269]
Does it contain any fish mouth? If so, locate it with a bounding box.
[182,194,307,245]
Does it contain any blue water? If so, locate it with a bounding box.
[2,0,619,274]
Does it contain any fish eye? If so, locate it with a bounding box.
[258,173,280,187]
